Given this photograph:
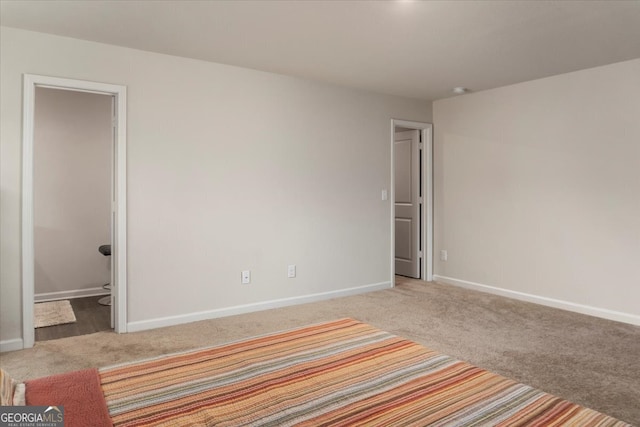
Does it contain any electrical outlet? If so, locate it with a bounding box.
[287,265,296,278]
[241,270,251,284]
[440,250,448,261]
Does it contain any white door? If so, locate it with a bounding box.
[394,130,421,278]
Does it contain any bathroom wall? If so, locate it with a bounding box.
[33,87,112,300]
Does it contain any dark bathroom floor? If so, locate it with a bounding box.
[35,296,112,342]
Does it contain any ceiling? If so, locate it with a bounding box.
[2,0,640,101]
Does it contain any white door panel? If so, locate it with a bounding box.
[394,130,420,278]
[394,141,412,203]
[395,218,413,260]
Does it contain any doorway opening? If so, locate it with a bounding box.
[22,75,127,348]
[33,87,113,341]
[390,120,433,284]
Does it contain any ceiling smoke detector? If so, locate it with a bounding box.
[452,87,468,95]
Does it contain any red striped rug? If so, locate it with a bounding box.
[99,318,629,426]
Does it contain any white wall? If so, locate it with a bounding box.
[0,27,431,346]
[34,87,112,300]
[433,58,640,323]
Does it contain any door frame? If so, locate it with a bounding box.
[21,74,128,348]
[390,119,433,283]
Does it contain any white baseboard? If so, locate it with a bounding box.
[0,338,24,353]
[433,275,640,326]
[34,287,109,303]
[128,281,392,333]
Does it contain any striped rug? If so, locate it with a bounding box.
[99,318,629,426]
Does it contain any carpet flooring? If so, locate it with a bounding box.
[100,318,628,426]
[1,277,639,425]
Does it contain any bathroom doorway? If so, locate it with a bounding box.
[22,74,128,349]
[32,87,113,341]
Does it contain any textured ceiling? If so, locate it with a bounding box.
[2,0,640,100]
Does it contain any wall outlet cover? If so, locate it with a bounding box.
[241,270,251,284]
[287,265,296,278]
